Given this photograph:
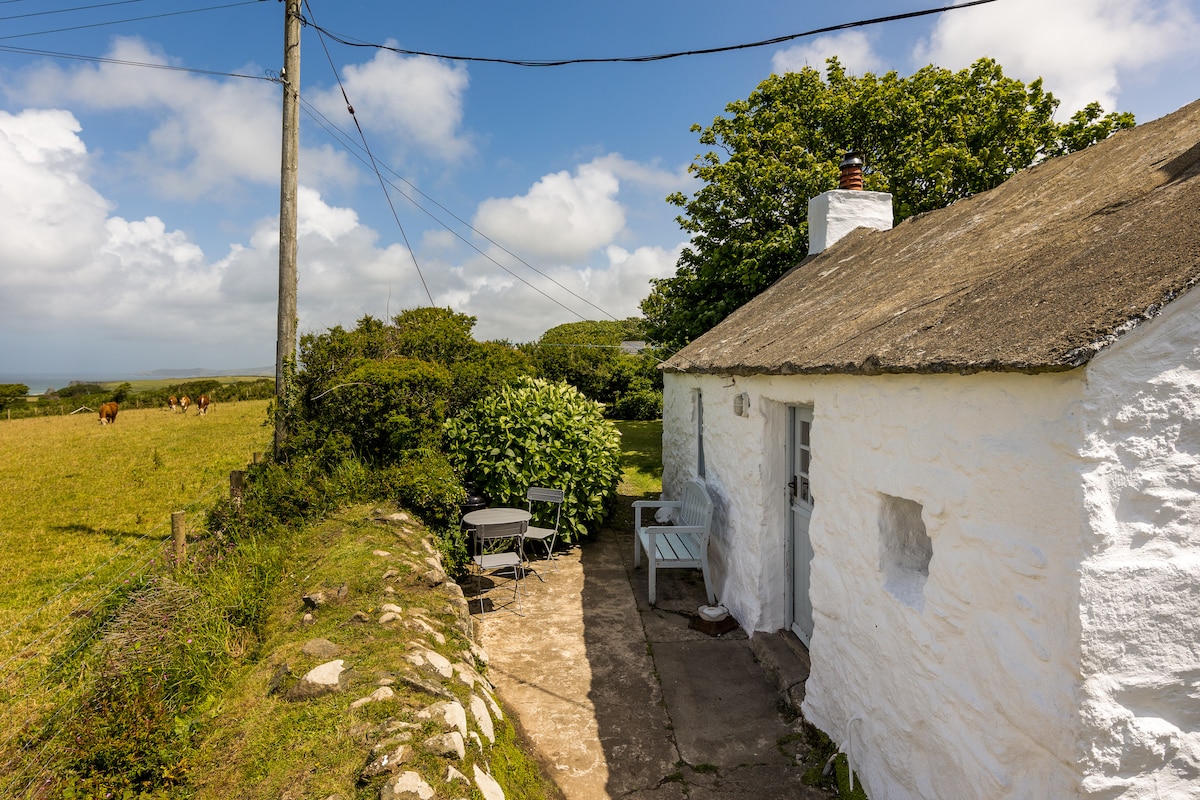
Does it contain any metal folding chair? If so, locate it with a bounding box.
[470,519,527,615]
[523,487,565,577]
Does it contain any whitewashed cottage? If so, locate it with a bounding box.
[659,99,1200,799]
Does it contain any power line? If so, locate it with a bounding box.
[0,0,146,24]
[298,98,596,324]
[0,42,274,81]
[302,0,433,306]
[0,0,264,42]
[297,96,618,323]
[303,0,1000,67]
[297,97,635,325]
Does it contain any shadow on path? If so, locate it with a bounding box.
[473,491,833,799]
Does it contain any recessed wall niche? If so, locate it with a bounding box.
[879,494,932,611]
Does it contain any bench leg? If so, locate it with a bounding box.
[701,566,715,606]
[648,555,656,605]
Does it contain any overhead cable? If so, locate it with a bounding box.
[303,0,1000,67]
[301,0,434,306]
[0,42,274,80]
[299,97,616,322]
[0,0,145,24]
[0,0,263,41]
[298,98,596,324]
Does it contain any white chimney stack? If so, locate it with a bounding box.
[807,152,893,255]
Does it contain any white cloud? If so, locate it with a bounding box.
[447,241,683,343]
[472,158,627,262]
[587,153,689,196]
[0,103,677,370]
[17,38,279,196]
[0,109,110,277]
[915,0,1200,116]
[772,31,884,76]
[308,47,472,164]
[11,37,353,200]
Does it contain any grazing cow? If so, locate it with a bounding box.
[196,394,210,415]
[98,402,118,425]
[179,395,191,413]
[168,395,179,412]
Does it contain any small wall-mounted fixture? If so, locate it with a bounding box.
[733,392,750,417]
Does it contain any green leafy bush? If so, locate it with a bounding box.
[445,377,622,543]
[611,389,662,421]
[303,357,452,464]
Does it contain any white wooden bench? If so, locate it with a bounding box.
[632,479,715,606]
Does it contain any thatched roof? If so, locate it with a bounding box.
[665,98,1200,376]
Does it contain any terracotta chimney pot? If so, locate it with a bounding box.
[839,152,865,190]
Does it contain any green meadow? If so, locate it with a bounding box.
[0,401,272,706]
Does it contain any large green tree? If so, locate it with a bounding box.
[0,384,29,411]
[642,57,1135,348]
[525,318,658,406]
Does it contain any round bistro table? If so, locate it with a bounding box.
[462,507,532,527]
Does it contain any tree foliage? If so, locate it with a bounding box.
[301,358,453,465]
[0,384,28,411]
[295,308,532,419]
[524,318,661,413]
[444,377,622,543]
[642,57,1136,348]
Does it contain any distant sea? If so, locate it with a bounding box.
[0,373,133,396]
[0,369,273,396]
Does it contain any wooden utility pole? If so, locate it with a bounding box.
[275,0,301,458]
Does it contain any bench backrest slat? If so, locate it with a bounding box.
[678,480,714,534]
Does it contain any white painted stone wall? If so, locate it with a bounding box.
[662,369,1090,798]
[1077,287,1200,799]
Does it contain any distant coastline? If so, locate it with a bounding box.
[0,368,273,396]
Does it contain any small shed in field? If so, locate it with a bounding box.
[659,99,1200,799]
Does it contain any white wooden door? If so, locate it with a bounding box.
[789,406,815,645]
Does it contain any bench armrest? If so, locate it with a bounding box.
[633,499,681,529]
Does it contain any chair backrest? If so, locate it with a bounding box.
[526,486,564,528]
[475,520,526,542]
[679,480,714,536]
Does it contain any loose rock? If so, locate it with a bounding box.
[286,659,346,701]
[302,638,340,659]
[351,686,395,709]
[380,770,434,800]
[417,700,467,737]
[423,731,465,760]
[469,694,495,743]
[473,765,506,800]
[360,743,410,779]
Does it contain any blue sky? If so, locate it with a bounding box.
[1,0,1198,376]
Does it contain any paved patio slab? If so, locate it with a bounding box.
[471,509,832,800]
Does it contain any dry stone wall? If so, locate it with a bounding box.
[275,509,516,800]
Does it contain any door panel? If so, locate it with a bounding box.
[789,406,815,645]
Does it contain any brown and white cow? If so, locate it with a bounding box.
[98,402,118,425]
[168,395,179,412]
[179,395,191,413]
[196,394,210,415]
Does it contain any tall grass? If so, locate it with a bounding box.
[0,401,272,752]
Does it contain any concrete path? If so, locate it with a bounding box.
[470,513,834,800]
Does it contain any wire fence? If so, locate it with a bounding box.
[0,465,250,796]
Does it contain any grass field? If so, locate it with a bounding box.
[614,420,663,499]
[0,401,272,691]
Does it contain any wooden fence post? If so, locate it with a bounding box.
[171,511,186,569]
[230,470,245,509]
